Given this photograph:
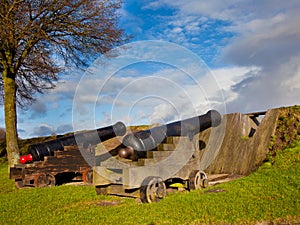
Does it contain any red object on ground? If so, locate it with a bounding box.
[19,154,33,164]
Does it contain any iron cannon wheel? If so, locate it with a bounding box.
[34,173,56,187]
[140,176,166,203]
[188,170,208,190]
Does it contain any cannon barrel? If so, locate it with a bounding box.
[122,110,221,153]
[25,121,126,162]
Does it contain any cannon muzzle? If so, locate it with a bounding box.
[122,110,221,153]
[20,121,126,163]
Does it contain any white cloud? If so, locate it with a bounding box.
[29,100,47,119]
[148,0,300,22]
[18,1,300,138]
[64,38,260,128]
[283,57,300,92]
[219,4,300,112]
[145,0,300,112]
[56,124,73,134]
[31,123,73,137]
[32,124,55,137]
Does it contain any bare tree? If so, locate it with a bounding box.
[0,0,128,168]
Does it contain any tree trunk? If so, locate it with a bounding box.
[3,69,20,169]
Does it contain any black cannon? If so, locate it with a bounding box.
[20,121,126,163]
[119,110,221,158]
[94,110,222,203]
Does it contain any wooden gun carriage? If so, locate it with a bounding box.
[10,122,126,188]
[93,110,222,203]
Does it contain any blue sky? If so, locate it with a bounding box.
[1,0,300,138]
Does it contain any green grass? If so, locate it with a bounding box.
[0,144,299,225]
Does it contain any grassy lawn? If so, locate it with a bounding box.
[0,144,299,225]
